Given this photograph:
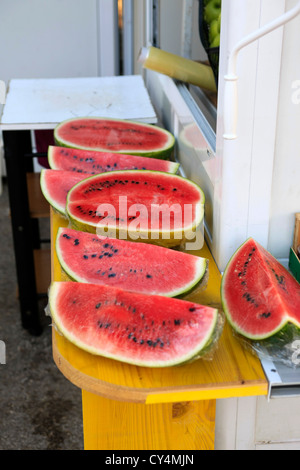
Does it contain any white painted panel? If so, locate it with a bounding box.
[269,0,300,259]
[97,0,120,76]
[255,395,300,444]
[256,441,300,450]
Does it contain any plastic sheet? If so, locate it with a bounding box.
[233,324,300,369]
[190,311,225,363]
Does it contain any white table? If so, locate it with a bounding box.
[0,75,157,334]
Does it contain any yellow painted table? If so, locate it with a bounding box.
[50,210,268,450]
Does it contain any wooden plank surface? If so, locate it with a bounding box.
[51,210,268,404]
[81,391,216,450]
[293,213,300,252]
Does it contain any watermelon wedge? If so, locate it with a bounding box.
[221,238,300,341]
[56,227,208,298]
[54,117,175,159]
[48,146,180,175]
[65,170,205,248]
[48,282,220,367]
[40,169,86,216]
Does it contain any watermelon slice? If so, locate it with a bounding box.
[65,170,205,248]
[56,227,208,298]
[221,238,300,341]
[40,169,86,216]
[54,117,175,159]
[48,282,220,367]
[48,146,180,175]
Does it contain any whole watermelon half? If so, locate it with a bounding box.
[54,117,175,159]
[48,282,221,368]
[221,238,300,341]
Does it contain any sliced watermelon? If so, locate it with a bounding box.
[40,169,86,216]
[54,117,175,159]
[56,227,208,298]
[48,282,219,367]
[65,170,205,248]
[221,238,300,341]
[48,146,179,175]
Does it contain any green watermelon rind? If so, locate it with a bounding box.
[221,238,300,341]
[53,117,176,160]
[55,227,208,298]
[40,169,67,217]
[47,146,181,175]
[65,170,205,249]
[48,281,220,368]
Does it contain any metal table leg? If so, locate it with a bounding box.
[3,130,42,335]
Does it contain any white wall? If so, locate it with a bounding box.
[269,0,300,259]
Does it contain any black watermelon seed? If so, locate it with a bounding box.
[189,307,196,312]
[95,303,101,309]
[260,312,272,319]
[174,319,181,325]
[146,274,152,279]
[83,255,88,259]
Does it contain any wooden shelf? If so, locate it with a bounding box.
[27,172,50,219]
[34,248,51,294]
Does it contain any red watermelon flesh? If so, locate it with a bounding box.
[40,169,86,216]
[49,282,219,367]
[221,238,300,340]
[54,117,175,158]
[56,227,208,298]
[48,146,179,175]
[65,170,205,247]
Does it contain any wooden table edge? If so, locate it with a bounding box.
[52,328,268,404]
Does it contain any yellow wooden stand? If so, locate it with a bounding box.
[50,210,268,450]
